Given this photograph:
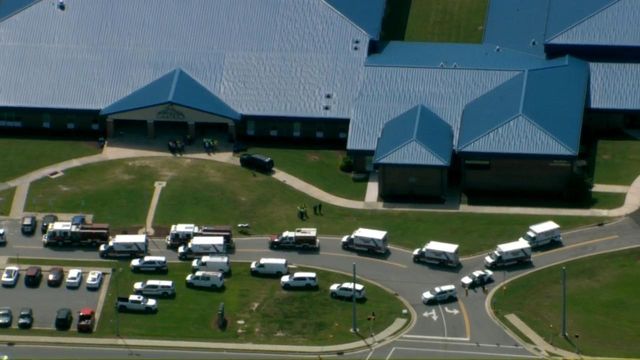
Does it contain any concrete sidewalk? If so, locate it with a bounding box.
[0,318,407,354]
[505,314,580,359]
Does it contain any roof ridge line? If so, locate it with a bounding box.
[458,113,521,150]
[320,0,372,39]
[168,68,181,101]
[520,114,576,154]
[546,0,621,42]
[414,137,448,164]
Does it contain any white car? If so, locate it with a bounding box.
[460,270,494,288]
[86,271,103,290]
[1,266,20,287]
[422,284,457,304]
[280,272,318,289]
[329,282,366,300]
[66,268,83,288]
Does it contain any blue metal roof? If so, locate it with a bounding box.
[366,42,549,70]
[545,0,623,45]
[588,62,640,110]
[374,105,452,166]
[0,0,369,118]
[0,0,39,22]
[458,57,589,156]
[323,0,385,40]
[482,0,548,56]
[101,68,240,119]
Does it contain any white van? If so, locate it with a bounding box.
[185,271,224,289]
[192,256,230,274]
[250,258,289,276]
[133,280,176,297]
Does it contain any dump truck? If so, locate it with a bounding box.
[42,221,110,247]
[341,228,389,254]
[484,240,532,269]
[269,228,319,250]
[412,241,460,267]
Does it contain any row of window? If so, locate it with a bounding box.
[0,121,99,130]
[245,120,346,138]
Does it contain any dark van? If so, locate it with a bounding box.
[239,153,274,173]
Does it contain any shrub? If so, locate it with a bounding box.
[339,156,353,173]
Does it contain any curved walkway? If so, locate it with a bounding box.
[2,142,640,218]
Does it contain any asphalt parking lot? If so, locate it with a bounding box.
[0,266,109,330]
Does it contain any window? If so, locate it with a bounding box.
[293,122,301,137]
[269,127,278,137]
[316,128,324,138]
[246,120,255,136]
[464,160,491,170]
[43,122,51,129]
[66,123,75,129]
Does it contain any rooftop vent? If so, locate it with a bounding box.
[353,39,360,45]
[530,39,537,46]
[57,0,65,10]
[352,45,359,51]
[495,45,501,52]
[452,62,458,68]
[325,93,333,99]
[323,105,331,111]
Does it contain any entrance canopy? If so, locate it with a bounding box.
[100,68,240,121]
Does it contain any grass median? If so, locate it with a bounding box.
[0,187,15,216]
[26,157,605,255]
[403,0,488,42]
[491,248,640,358]
[10,258,407,345]
[594,138,640,185]
[0,136,99,183]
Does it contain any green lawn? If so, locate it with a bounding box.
[26,157,603,255]
[594,139,640,185]
[591,192,626,209]
[0,136,99,183]
[0,187,15,215]
[492,248,640,358]
[10,258,406,344]
[244,145,367,200]
[403,0,489,42]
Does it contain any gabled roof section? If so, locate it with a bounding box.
[374,105,453,166]
[588,62,640,110]
[545,0,632,46]
[482,0,549,56]
[458,57,589,156]
[0,0,39,22]
[323,0,385,40]
[101,68,239,119]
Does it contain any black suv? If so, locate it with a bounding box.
[21,215,37,235]
[24,266,42,287]
[239,153,274,173]
[55,308,73,330]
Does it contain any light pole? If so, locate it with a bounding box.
[574,333,580,355]
[548,324,554,344]
[351,263,357,333]
[115,267,121,337]
[561,266,568,338]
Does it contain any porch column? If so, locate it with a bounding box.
[227,122,236,142]
[146,120,155,139]
[188,121,196,138]
[106,118,115,138]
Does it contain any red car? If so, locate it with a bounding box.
[77,308,95,333]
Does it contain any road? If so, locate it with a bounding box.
[1,215,639,359]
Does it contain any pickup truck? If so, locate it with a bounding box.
[115,295,158,313]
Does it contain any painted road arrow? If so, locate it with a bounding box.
[444,307,459,315]
[422,309,438,321]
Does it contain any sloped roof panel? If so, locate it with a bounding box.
[545,0,619,42]
[323,0,385,40]
[522,59,589,154]
[0,0,368,117]
[589,63,640,110]
[457,73,525,149]
[547,0,640,46]
[348,67,519,152]
[460,115,574,155]
[100,70,177,115]
[372,106,418,160]
[482,0,549,56]
[375,141,449,166]
[0,0,39,22]
[366,42,551,70]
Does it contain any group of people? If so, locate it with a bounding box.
[297,203,322,220]
[203,138,217,154]
[167,139,185,155]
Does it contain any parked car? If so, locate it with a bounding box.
[329,282,366,300]
[239,153,274,173]
[47,267,64,287]
[0,228,6,246]
[130,256,168,273]
[280,272,318,289]
[55,308,73,330]
[24,266,42,287]
[0,308,12,328]
[65,268,83,288]
[422,284,457,304]
[21,215,37,235]
[86,271,103,290]
[2,266,20,287]
[77,308,95,333]
[41,214,59,233]
[133,280,176,297]
[460,270,494,288]
[17,308,33,329]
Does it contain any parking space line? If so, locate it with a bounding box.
[385,347,396,360]
[532,235,618,258]
[459,298,471,339]
[12,245,41,249]
[390,346,534,358]
[321,252,407,268]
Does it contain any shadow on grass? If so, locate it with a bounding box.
[464,191,610,209]
[380,0,412,41]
